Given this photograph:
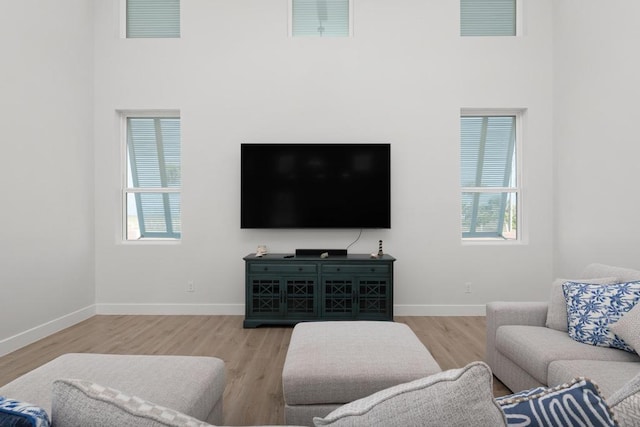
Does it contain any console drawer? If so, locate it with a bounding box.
[321,264,390,275]
[249,264,317,274]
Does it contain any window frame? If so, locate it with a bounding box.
[288,0,354,38]
[460,108,525,244]
[120,110,182,243]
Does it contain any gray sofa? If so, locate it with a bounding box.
[487,263,640,398]
[0,352,508,427]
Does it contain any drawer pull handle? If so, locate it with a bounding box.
[371,268,375,272]
[336,268,341,272]
[298,267,303,271]
[264,267,268,271]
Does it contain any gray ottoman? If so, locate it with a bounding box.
[0,353,226,425]
[282,321,441,426]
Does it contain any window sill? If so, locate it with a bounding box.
[461,238,525,246]
[121,239,181,245]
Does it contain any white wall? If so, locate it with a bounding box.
[0,0,95,354]
[93,0,555,315]
[553,1,640,276]
[5,0,638,354]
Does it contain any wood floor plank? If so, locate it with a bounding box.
[0,316,509,426]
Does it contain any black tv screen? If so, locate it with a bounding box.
[241,143,391,229]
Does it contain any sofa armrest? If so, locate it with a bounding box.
[487,301,548,329]
[485,301,548,373]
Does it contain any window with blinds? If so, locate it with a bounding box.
[460,0,516,36]
[126,0,180,38]
[291,0,350,37]
[460,113,519,240]
[125,115,181,240]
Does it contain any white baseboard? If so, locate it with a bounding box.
[96,303,484,316]
[394,304,486,316]
[0,304,484,357]
[95,303,245,316]
[96,303,483,316]
[0,305,96,358]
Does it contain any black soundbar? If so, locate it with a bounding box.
[295,249,348,256]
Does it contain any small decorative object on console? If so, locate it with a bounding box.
[255,245,268,257]
[371,240,384,258]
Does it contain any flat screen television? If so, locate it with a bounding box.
[241,143,391,229]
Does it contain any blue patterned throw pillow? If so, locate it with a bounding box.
[0,397,50,427]
[563,280,640,351]
[496,378,617,427]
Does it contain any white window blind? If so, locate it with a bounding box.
[460,115,518,240]
[460,0,516,36]
[127,0,180,38]
[292,0,350,37]
[126,116,181,239]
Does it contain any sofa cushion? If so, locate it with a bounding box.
[312,362,506,427]
[548,360,640,399]
[0,396,50,427]
[51,379,214,427]
[608,371,640,427]
[610,301,640,353]
[546,277,618,332]
[496,378,616,427]
[495,325,640,385]
[564,281,640,352]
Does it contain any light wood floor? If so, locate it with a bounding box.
[0,316,510,426]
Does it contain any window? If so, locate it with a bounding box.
[460,112,521,241]
[124,113,181,240]
[126,0,180,38]
[290,0,351,37]
[460,0,516,36]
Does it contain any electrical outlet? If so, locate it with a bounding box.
[464,282,472,294]
[187,281,195,293]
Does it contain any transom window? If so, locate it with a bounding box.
[460,0,516,37]
[290,0,351,37]
[123,113,181,240]
[126,0,180,38]
[460,112,521,241]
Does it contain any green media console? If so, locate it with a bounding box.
[243,253,396,328]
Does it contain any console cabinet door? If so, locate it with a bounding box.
[356,277,391,319]
[321,264,392,320]
[246,262,319,326]
[247,276,284,318]
[247,275,318,320]
[283,277,318,318]
[322,277,355,318]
